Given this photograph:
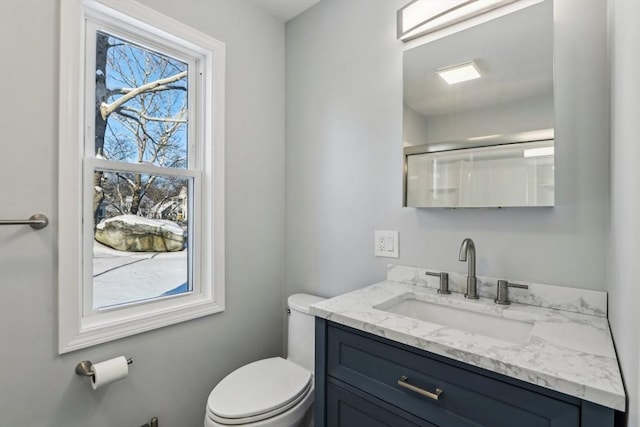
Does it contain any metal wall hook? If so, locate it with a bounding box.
[0,213,49,230]
[75,357,133,378]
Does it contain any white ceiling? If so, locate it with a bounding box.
[252,0,321,22]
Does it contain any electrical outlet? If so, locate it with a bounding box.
[376,234,386,252]
[374,231,399,258]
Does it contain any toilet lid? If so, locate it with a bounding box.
[207,357,312,424]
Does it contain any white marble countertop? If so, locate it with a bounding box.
[310,278,625,411]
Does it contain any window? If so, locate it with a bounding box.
[59,0,225,353]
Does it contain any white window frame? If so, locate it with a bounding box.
[58,0,225,354]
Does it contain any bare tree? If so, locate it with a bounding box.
[93,31,188,222]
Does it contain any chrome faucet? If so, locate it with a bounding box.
[459,238,478,299]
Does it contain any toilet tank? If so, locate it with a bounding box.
[287,293,325,372]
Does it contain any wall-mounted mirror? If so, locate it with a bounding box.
[402,0,554,208]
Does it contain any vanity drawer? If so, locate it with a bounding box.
[326,324,579,427]
[327,381,437,427]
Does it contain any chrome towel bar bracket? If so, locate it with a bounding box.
[0,213,49,230]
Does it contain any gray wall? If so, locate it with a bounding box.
[0,1,285,426]
[285,0,610,301]
[403,94,554,148]
[424,94,554,144]
[609,1,640,426]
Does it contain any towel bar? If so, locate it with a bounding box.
[0,214,48,229]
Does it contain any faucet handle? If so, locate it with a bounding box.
[495,280,528,305]
[425,271,450,294]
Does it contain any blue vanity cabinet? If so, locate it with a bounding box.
[315,319,616,427]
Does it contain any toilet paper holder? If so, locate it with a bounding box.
[75,357,133,378]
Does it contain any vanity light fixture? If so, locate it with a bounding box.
[397,0,518,42]
[437,61,481,84]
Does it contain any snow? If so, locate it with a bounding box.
[93,241,188,308]
[97,214,184,235]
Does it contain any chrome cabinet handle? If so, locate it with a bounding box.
[397,375,443,401]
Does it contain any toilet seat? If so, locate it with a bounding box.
[206,357,312,425]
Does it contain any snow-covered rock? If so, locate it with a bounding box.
[95,214,185,252]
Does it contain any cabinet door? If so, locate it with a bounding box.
[327,382,438,427]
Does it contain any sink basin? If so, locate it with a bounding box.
[375,296,533,344]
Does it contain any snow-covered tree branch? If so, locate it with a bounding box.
[100,70,187,119]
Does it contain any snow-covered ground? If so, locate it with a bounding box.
[93,242,187,308]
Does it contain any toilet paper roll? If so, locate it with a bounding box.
[90,356,129,390]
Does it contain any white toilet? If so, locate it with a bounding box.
[204,294,325,427]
